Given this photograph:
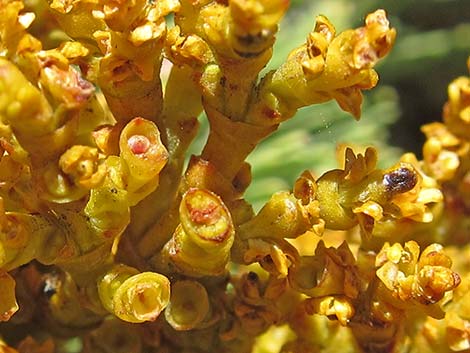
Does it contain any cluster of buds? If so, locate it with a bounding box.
[0,0,468,353]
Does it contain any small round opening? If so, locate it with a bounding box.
[128,135,151,155]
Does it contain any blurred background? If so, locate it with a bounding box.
[189,0,470,209]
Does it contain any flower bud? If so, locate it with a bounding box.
[0,58,54,136]
[59,145,106,190]
[375,241,460,318]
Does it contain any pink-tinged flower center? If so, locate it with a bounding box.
[128,135,151,155]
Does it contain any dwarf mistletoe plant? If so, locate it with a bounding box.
[1,1,469,353]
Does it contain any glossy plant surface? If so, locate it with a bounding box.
[1,1,470,352]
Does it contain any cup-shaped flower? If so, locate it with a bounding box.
[166,188,235,276]
[119,117,168,203]
[165,280,210,331]
[179,188,234,250]
[98,264,171,323]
